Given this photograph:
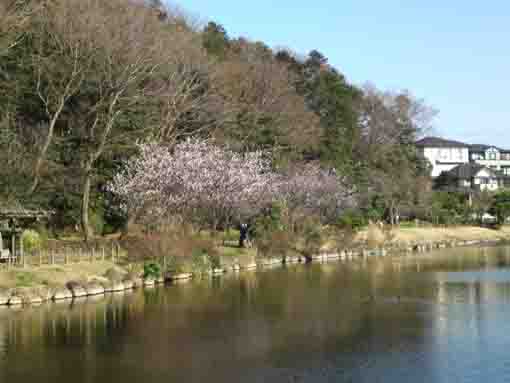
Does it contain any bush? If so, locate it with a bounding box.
[254,229,291,258]
[104,267,125,282]
[252,205,292,257]
[366,222,386,247]
[189,250,210,273]
[490,191,510,225]
[143,262,161,279]
[336,210,366,231]
[122,226,218,263]
[325,225,356,253]
[429,191,470,225]
[252,203,286,237]
[220,229,241,243]
[90,209,105,235]
[209,254,222,269]
[21,230,42,253]
[301,219,323,256]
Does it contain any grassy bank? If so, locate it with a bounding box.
[0,261,123,289]
[2,224,510,292]
[355,225,510,244]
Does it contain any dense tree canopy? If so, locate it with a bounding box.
[0,0,437,237]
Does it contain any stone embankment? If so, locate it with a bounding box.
[0,237,506,309]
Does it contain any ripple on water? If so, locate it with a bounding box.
[1,246,510,382]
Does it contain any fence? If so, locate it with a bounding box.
[0,242,122,269]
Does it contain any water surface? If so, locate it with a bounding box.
[2,245,510,382]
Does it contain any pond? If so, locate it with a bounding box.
[2,245,510,382]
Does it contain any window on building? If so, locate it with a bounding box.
[439,149,449,161]
[487,149,499,160]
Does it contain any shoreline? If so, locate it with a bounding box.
[1,228,509,309]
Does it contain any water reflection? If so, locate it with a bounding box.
[1,246,510,382]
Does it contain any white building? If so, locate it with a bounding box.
[415,137,470,177]
[417,137,510,176]
[445,163,500,192]
[468,144,510,175]
[416,136,510,190]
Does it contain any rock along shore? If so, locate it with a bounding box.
[0,237,506,309]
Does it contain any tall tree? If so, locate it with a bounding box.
[202,22,230,59]
[356,85,437,223]
[277,49,361,172]
[211,43,320,157]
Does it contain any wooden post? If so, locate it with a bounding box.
[51,250,55,265]
[20,235,24,267]
[11,234,15,265]
[90,247,94,263]
[102,247,105,261]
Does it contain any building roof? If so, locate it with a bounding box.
[416,136,510,152]
[446,163,496,180]
[415,136,469,148]
[0,200,51,220]
[469,144,510,153]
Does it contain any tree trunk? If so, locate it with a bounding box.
[81,168,93,242]
[29,111,62,194]
[389,201,395,226]
[121,214,137,239]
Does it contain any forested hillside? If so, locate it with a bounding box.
[0,0,435,238]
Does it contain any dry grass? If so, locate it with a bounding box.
[0,261,120,288]
[356,225,510,244]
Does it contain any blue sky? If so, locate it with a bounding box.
[175,1,510,146]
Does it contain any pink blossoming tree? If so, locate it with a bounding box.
[277,163,357,225]
[109,139,357,234]
[109,139,278,231]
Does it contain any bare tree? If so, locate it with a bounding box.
[27,2,93,193]
[359,84,437,152]
[211,43,320,154]
[0,1,33,56]
[357,84,438,224]
[45,0,215,240]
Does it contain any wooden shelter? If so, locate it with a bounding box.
[0,203,51,265]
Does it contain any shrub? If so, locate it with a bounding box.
[209,254,222,269]
[21,230,42,253]
[104,267,125,282]
[143,262,161,279]
[301,219,323,256]
[336,210,366,231]
[220,229,241,243]
[366,222,387,247]
[191,250,211,274]
[252,206,292,258]
[90,209,105,235]
[125,263,143,279]
[121,226,218,263]
[325,225,356,253]
[490,191,510,225]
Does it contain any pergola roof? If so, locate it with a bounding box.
[0,201,51,221]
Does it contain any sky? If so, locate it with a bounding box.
[174,1,510,147]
